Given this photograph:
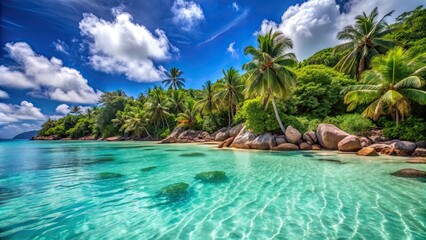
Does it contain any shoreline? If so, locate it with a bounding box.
[30,138,425,161]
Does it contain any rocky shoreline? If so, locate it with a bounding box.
[161,123,426,157]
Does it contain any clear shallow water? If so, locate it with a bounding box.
[0,140,425,239]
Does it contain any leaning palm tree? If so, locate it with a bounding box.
[335,7,397,80]
[121,107,151,139]
[167,90,186,114]
[162,67,185,90]
[177,101,198,129]
[112,110,127,137]
[70,106,81,115]
[145,89,171,128]
[195,80,217,115]
[214,67,244,126]
[342,47,426,123]
[243,29,297,134]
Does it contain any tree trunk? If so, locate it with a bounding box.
[396,110,399,125]
[228,105,231,127]
[144,128,151,137]
[270,93,286,134]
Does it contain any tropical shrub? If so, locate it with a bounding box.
[293,65,355,118]
[382,117,426,142]
[324,114,376,135]
[236,98,307,134]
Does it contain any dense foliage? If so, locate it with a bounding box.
[37,6,426,142]
[301,48,346,67]
[293,65,355,118]
[382,117,426,142]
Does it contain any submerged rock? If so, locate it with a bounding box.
[303,154,314,158]
[357,147,379,156]
[95,172,124,180]
[180,152,206,157]
[391,168,426,178]
[160,182,189,199]
[318,158,345,164]
[316,124,349,150]
[194,171,227,182]
[406,158,426,164]
[140,166,157,172]
[92,157,115,163]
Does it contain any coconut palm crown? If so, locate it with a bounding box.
[214,67,244,126]
[162,67,185,90]
[243,29,297,133]
[335,7,397,80]
[342,47,426,123]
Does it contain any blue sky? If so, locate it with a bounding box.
[0,0,423,138]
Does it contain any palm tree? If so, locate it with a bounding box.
[342,47,426,123]
[162,67,185,90]
[145,89,171,128]
[243,29,297,133]
[214,67,244,126]
[85,108,94,118]
[335,7,397,80]
[196,80,217,114]
[121,107,151,139]
[177,101,198,129]
[70,106,81,115]
[167,90,186,114]
[112,110,127,136]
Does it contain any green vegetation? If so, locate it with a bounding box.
[342,47,426,123]
[382,117,426,142]
[335,7,397,80]
[324,114,376,136]
[38,6,426,142]
[243,30,297,133]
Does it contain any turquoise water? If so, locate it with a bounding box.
[0,140,425,239]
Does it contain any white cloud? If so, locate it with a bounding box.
[0,42,102,104]
[171,0,204,31]
[227,41,238,57]
[54,103,90,116]
[79,10,177,82]
[53,39,69,54]
[232,2,240,12]
[257,0,424,60]
[0,90,9,99]
[56,104,71,115]
[0,101,45,125]
[232,2,240,11]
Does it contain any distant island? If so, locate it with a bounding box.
[13,130,39,139]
